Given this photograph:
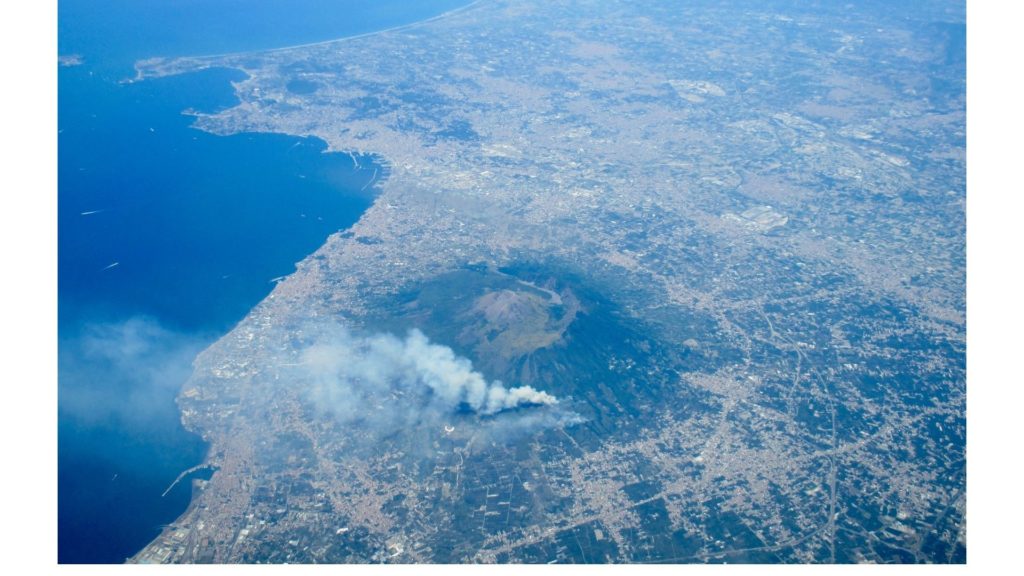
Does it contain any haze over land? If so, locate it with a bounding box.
[129,0,966,564]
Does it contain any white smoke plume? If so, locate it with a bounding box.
[301,328,558,417]
[288,324,577,446]
[398,329,558,414]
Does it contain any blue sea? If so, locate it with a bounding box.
[57,0,469,563]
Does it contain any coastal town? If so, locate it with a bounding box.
[131,0,965,563]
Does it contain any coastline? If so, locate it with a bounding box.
[110,0,966,564]
[128,0,484,83]
[119,3,487,564]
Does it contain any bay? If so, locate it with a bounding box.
[57,0,469,563]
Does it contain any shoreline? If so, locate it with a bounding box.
[129,0,484,83]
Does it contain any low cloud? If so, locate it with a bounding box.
[59,317,210,433]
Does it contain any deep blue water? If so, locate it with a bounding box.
[58,66,379,333]
[58,0,469,564]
